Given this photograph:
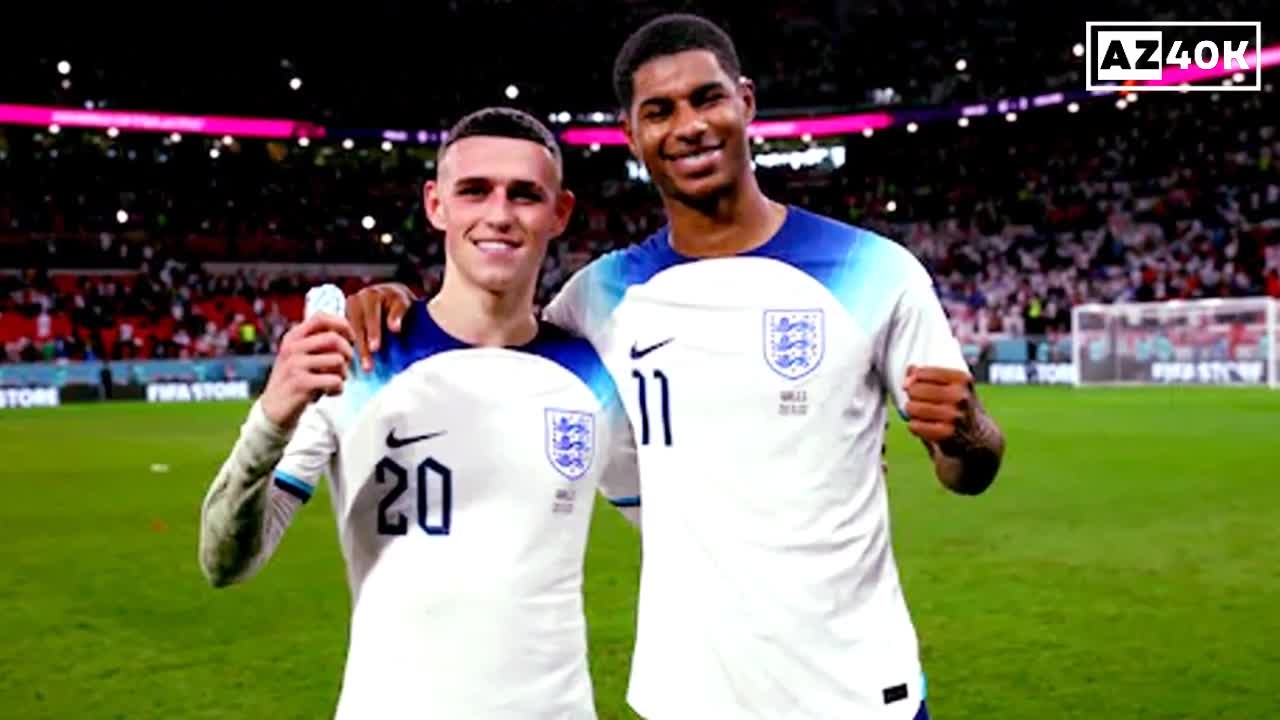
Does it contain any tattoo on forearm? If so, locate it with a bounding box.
[935,392,1004,494]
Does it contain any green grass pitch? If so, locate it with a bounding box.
[1,387,1277,719]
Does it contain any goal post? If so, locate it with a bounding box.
[1071,297,1280,388]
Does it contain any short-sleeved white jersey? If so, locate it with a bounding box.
[544,206,965,719]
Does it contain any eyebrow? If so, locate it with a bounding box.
[637,80,727,110]
[452,176,550,194]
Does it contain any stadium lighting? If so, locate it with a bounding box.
[84,100,95,110]
[61,79,71,90]
[801,133,813,143]
[169,132,182,143]
[362,215,376,230]
[752,135,763,145]
[48,124,61,135]
[298,136,311,147]
[1125,92,1138,103]
[1067,102,1080,113]
[557,111,571,123]
[862,128,874,138]
[289,76,303,91]
[589,143,601,152]
[505,84,519,100]
[380,233,393,245]
[1223,78,1234,87]
[1232,72,1246,83]
[1072,43,1084,58]
[115,209,128,224]
[955,58,968,72]
[221,135,235,146]
[958,117,970,128]
[1116,98,1128,110]
[906,122,919,133]
[342,138,355,150]
[57,60,71,75]
[591,111,606,123]
[886,200,898,213]
[381,140,393,152]
[1005,111,1017,122]
[106,127,120,138]
[209,148,221,159]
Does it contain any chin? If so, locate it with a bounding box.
[470,268,531,295]
[473,275,519,294]
[674,175,733,203]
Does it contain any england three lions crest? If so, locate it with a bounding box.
[545,409,595,481]
[763,309,825,380]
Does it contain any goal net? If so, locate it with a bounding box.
[1071,297,1279,388]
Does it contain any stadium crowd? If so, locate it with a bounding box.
[2,8,1278,364]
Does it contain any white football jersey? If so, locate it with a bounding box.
[544,206,966,719]
[272,305,638,719]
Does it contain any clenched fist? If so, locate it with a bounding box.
[260,314,357,429]
[903,365,978,452]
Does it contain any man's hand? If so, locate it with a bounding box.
[903,366,975,449]
[259,314,356,430]
[903,365,1004,495]
[345,283,417,372]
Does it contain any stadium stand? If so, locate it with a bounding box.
[1,1,1277,367]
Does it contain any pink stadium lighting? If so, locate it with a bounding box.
[0,103,324,140]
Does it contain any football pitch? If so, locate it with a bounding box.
[1,387,1277,719]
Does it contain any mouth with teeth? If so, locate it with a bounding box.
[471,237,523,257]
[665,143,725,175]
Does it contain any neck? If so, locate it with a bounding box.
[428,270,538,348]
[665,172,786,258]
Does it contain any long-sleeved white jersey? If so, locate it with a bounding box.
[543,206,965,719]
[199,305,639,720]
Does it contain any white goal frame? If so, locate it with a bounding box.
[1070,297,1280,389]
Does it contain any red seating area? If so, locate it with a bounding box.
[2,272,372,361]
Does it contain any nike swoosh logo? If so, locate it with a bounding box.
[386,429,447,448]
[630,338,674,360]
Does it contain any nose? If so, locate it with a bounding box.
[671,102,709,146]
[481,194,515,232]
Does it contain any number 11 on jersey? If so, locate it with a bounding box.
[632,369,673,446]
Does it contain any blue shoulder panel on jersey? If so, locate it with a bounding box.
[587,207,919,334]
[343,302,468,409]
[583,233,694,321]
[742,207,916,333]
[379,302,470,375]
[347,302,618,408]
[521,322,620,408]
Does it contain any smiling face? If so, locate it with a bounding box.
[424,135,574,298]
[622,49,756,207]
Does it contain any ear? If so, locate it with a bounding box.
[551,189,576,238]
[738,76,757,124]
[424,180,448,232]
[621,112,642,162]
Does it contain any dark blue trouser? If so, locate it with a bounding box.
[914,701,931,719]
